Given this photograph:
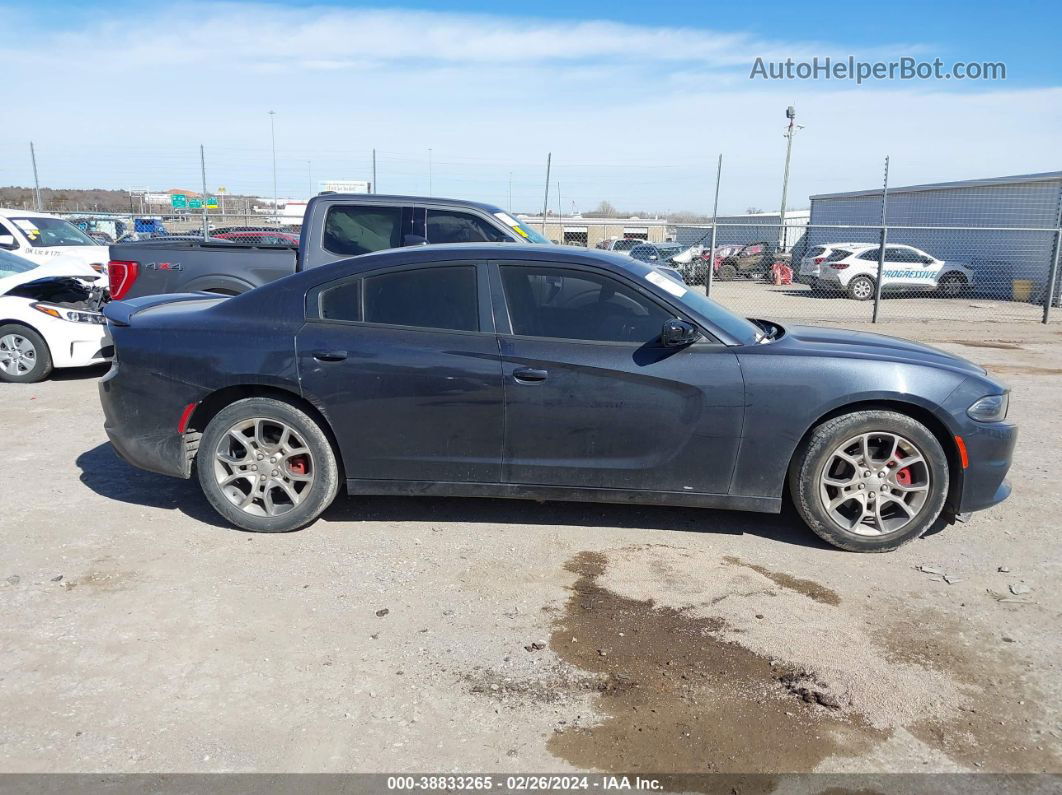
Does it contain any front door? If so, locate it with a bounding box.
[492,262,745,494]
[296,262,503,484]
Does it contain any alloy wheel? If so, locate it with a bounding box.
[212,417,315,517]
[818,431,931,536]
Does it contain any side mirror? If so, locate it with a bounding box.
[0,234,16,249]
[403,234,428,246]
[661,318,699,347]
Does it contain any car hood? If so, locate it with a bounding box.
[0,263,104,295]
[774,324,987,376]
[18,246,109,270]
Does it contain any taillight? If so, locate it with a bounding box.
[108,260,139,299]
[814,257,825,264]
[829,263,850,270]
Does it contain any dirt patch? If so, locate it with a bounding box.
[545,551,885,773]
[722,556,841,605]
[944,340,1023,350]
[61,569,136,593]
[981,364,1062,376]
[881,614,1062,772]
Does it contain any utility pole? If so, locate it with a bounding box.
[372,148,377,193]
[541,153,551,235]
[306,161,312,197]
[427,148,433,195]
[706,154,723,297]
[778,105,802,250]
[268,110,278,224]
[29,142,42,211]
[200,145,210,240]
[557,182,563,243]
[508,172,512,213]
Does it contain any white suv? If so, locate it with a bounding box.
[812,244,974,300]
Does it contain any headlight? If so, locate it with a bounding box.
[31,303,107,325]
[967,393,1009,422]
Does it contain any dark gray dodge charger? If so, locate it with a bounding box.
[99,244,1016,552]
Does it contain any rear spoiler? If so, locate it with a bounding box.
[104,293,220,326]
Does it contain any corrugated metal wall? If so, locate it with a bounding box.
[807,177,1062,296]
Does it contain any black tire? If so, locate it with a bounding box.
[788,410,949,552]
[936,273,968,298]
[717,263,737,281]
[847,275,875,301]
[196,397,340,532]
[0,324,53,384]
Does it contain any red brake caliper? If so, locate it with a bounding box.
[288,455,308,476]
[887,457,912,486]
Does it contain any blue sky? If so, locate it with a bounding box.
[2,0,1059,214]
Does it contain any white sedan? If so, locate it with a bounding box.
[810,243,975,300]
[0,249,111,383]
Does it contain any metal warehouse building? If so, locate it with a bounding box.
[806,171,1062,302]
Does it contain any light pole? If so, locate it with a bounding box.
[268,110,278,224]
[778,105,802,251]
[427,148,433,195]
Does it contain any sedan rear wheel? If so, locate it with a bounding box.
[197,397,339,532]
[789,410,949,552]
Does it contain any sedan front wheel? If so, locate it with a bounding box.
[789,410,950,552]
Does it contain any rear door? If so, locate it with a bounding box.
[491,261,744,494]
[296,261,504,484]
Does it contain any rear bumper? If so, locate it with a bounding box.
[98,365,199,479]
[956,421,1017,513]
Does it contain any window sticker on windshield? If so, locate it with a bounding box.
[14,220,39,234]
[646,270,687,297]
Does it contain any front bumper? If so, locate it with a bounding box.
[956,420,1017,513]
[48,323,112,369]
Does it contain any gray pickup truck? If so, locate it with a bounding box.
[107,193,552,299]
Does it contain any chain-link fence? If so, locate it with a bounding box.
[5,145,1060,326]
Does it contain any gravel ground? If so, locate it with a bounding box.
[0,318,1059,775]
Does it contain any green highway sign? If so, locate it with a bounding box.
[170,194,187,208]
[188,198,203,209]
[206,196,218,209]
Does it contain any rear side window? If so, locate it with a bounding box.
[323,206,402,256]
[364,266,478,331]
[824,249,850,262]
[857,247,882,261]
[426,210,509,244]
[320,280,361,322]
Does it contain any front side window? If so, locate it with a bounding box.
[500,265,674,344]
[426,210,509,244]
[363,266,478,331]
[323,205,402,256]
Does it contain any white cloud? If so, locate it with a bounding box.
[0,2,1057,213]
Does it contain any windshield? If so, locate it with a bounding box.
[9,217,97,247]
[492,211,551,244]
[0,249,38,276]
[657,245,684,256]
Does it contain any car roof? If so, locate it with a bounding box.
[313,193,506,214]
[300,242,653,281]
[0,208,61,219]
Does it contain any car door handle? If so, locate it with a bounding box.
[312,350,348,362]
[513,367,548,383]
